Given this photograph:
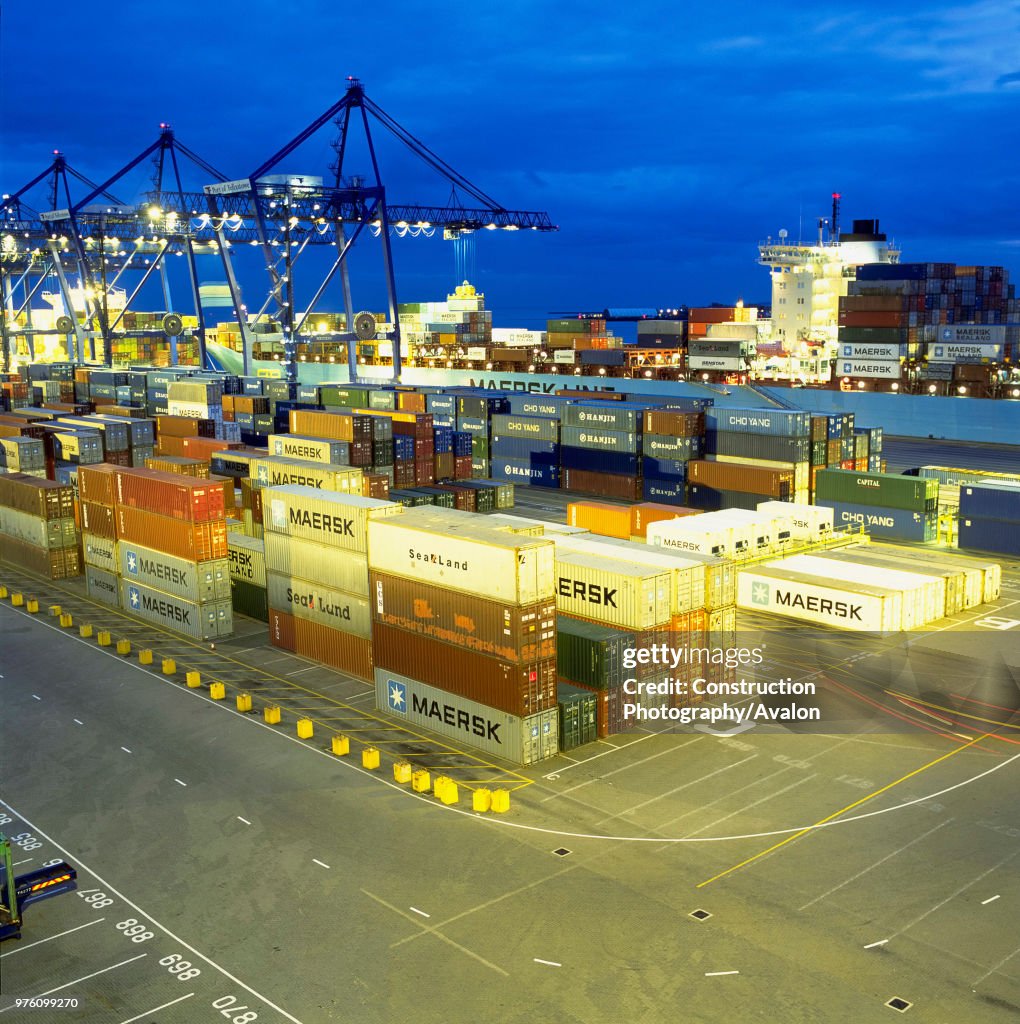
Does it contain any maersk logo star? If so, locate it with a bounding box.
[388,680,407,713]
[126,551,138,574]
[273,440,283,455]
[128,586,141,609]
[751,582,770,606]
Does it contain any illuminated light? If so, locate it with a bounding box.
[928,384,937,394]
[1011,388,1020,398]
[644,369,653,378]
[485,362,493,370]
[573,367,582,375]
[598,368,607,376]
[857,381,866,389]
[957,385,968,395]
[446,360,453,368]
[485,223,497,230]
[890,382,899,391]
[702,373,709,381]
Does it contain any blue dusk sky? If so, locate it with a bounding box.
[3,1,1019,328]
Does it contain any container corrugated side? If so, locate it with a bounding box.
[0,507,77,550]
[250,457,363,494]
[706,408,811,437]
[263,485,400,552]
[0,534,72,578]
[268,434,351,465]
[82,532,119,572]
[566,501,632,539]
[959,482,1020,522]
[814,469,938,511]
[266,570,371,637]
[370,570,556,662]
[818,500,935,542]
[958,517,1020,558]
[227,533,267,588]
[556,615,629,691]
[878,545,997,606]
[86,565,121,606]
[263,532,369,596]
[374,669,559,765]
[120,577,233,639]
[115,505,227,562]
[372,620,557,717]
[554,550,671,629]
[118,540,231,603]
[646,519,734,559]
[366,515,554,605]
[756,501,834,542]
[268,608,373,680]
[230,578,269,622]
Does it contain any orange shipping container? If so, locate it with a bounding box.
[567,500,632,539]
[115,505,227,561]
[268,608,373,681]
[78,464,118,506]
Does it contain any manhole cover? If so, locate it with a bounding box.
[886,998,912,1013]
[689,909,712,921]
[553,848,571,857]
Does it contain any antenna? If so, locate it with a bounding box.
[831,192,841,243]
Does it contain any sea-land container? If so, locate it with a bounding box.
[372,621,556,716]
[266,570,371,637]
[263,485,400,552]
[227,533,267,588]
[267,434,352,465]
[367,514,553,604]
[86,565,121,606]
[115,504,228,561]
[756,500,834,542]
[706,408,810,437]
[374,669,559,765]
[553,550,671,629]
[819,500,936,542]
[120,577,233,639]
[118,540,231,604]
[82,532,119,572]
[737,565,901,633]
[370,571,556,662]
[959,482,1020,522]
[815,469,938,512]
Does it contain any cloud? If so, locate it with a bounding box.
[996,70,1020,86]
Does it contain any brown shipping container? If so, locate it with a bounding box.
[567,501,632,539]
[563,469,642,501]
[839,294,906,313]
[181,437,242,463]
[688,461,794,498]
[370,570,556,662]
[290,614,373,681]
[156,415,217,438]
[81,501,118,539]
[642,410,704,437]
[0,473,75,520]
[145,455,210,478]
[115,504,227,561]
[434,452,455,482]
[839,311,909,328]
[362,473,391,500]
[210,475,237,512]
[630,502,701,538]
[114,468,225,522]
[268,607,297,651]
[0,534,68,579]
[811,416,828,442]
[372,620,556,717]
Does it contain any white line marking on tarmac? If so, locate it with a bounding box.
[705,970,739,976]
[287,666,319,676]
[120,746,131,754]
[973,944,1020,986]
[117,993,195,1024]
[864,940,889,949]
[684,775,816,838]
[31,694,40,700]
[0,798,306,1024]
[534,958,561,967]
[237,816,251,825]
[0,918,104,958]
[174,778,187,787]
[73,718,83,725]
[800,820,952,910]
[410,907,430,918]
[313,859,330,869]
[0,954,148,1012]
[982,895,1001,905]
[541,733,657,783]
[11,859,32,867]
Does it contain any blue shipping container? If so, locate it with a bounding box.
[818,500,936,541]
[456,416,488,435]
[643,477,687,504]
[706,407,810,438]
[394,436,416,461]
[452,431,473,456]
[491,458,561,488]
[559,446,639,476]
[687,485,766,511]
[490,438,560,465]
[433,427,453,454]
[959,482,1020,522]
[426,394,456,414]
[959,516,1020,556]
[578,349,626,366]
[642,457,688,481]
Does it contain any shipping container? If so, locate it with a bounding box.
[642,477,687,505]
[0,473,75,520]
[643,409,704,437]
[118,540,230,604]
[687,461,794,500]
[819,500,936,542]
[563,468,642,501]
[266,570,371,637]
[267,434,352,465]
[0,506,76,550]
[268,608,374,680]
[560,425,639,454]
[556,615,629,691]
[230,578,269,622]
[115,504,228,561]
[706,408,810,437]
[815,469,938,512]
[114,467,225,523]
[120,577,233,639]
[641,435,702,461]
[646,518,734,558]
[374,669,559,765]
[249,457,364,494]
[567,501,632,540]
[82,532,119,572]
[227,533,267,588]
[554,550,671,629]
[959,517,1020,557]
[0,533,78,579]
[86,565,121,606]
[704,432,810,463]
[81,501,118,539]
[372,621,556,716]
[370,571,556,662]
[490,459,561,489]
[630,502,701,538]
[489,414,561,443]
[755,501,834,542]
[558,682,598,750]
[561,401,645,433]
[263,485,400,552]
[959,482,1020,522]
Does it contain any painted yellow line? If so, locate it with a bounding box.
[697,731,995,888]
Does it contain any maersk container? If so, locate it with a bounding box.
[706,408,810,438]
[267,434,351,466]
[374,669,559,766]
[227,533,267,588]
[561,401,644,433]
[960,482,1020,523]
[560,425,639,454]
[82,532,119,573]
[959,517,1020,557]
[554,550,671,629]
[0,437,46,471]
[491,459,561,488]
[118,540,231,604]
[646,518,734,559]
[814,469,938,512]
[86,565,121,607]
[819,500,936,542]
[737,565,902,633]
[704,509,790,552]
[120,577,233,639]
[266,570,371,637]
[489,437,560,464]
[630,546,733,610]
[263,485,400,552]
[367,514,554,604]
[705,432,810,463]
[642,434,701,461]
[560,446,640,476]
[756,501,834,542]
[250,457,364,493]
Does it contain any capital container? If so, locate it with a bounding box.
[374,669,559,766]
[86,565,121,606]
[115,504,227,561]
[263,485,400,553]
[706,408,810,437]
[756,501,834,542]
[82,532,119,572]
[554,550,671,629]
[266,570,371,637]
[370,570,556,662]
[815,469,938,512]
[119,540,230,604]
[120,577,233,639]
[819,500,936,542]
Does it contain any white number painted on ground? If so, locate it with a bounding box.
[973,617,1020,631]
[115,918,155,943]
[719,737,755,752]
[78,891,113,909]
[42,858,62,867]
[774,754,811,769]
[11,832,42,851]
[0,813,12,825]
[836,775,875,790]
[159,952,202,981]
[212,995,259,1023]
[977,819,1020,839]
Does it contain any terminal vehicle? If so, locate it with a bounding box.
[0,834,78,941]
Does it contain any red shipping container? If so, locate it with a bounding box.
[115,504,227,561]
[562,468,642,501]
[454,455,473,480]
[272,611,373,681]
[78,464,118,506]
[180,436,243,463]
[432,483,476,511]
[81,501,118,538]
[414,457,435,485]
[114,467,226,523]
[269,607,297,651]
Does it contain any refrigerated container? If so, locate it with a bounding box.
[756,501,834,543]
[227,533,267,588]
[554,550,671,629]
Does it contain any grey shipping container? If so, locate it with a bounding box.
[118,540,231,603]
[86,565,121,607]
[706,408,811,437]
[704,432,810,463]
[489,414,561,443]
[120,577,233,640]
[560,425,639,453]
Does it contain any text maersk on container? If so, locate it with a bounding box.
[387,679,501,741]
[752,581,863,621]
[281,507,356,536]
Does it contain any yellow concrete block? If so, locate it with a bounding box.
[263,705,281,725]
[362,746,380,770]
[0,585,8,599]
[48,604,62,617]
[296,718,314,740]
[25,598,39,614]
[10,592,23,607]
[79,623,93,638]
[490,788,510,814]
[185,670,201,688]
[472,788,492,813]
[162,658,176,675]
[59,613,73,628]
[331,734,350,756]
[97,630,112,646]
[209,681,226,700]
[393,761,413,784]
[236,692,252,713]
[138,648,153,664]
[439,779,459,806]
[433,775,451,801]
[116,639,131,656]
[411,769,431,793]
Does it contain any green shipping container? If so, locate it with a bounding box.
[547,319,591,333]
[321,386,370,408]
[814,468,939,512]
[230,578,269,622]
[838,326,911,344]
[558,682,598,751]
[556,616,629,691]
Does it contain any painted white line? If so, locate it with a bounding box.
[973,944,1020,986]
[117,993,195,1024]
[540,733,658,784]
[410,907,430,918]
[0,953,148,1012]
[287,665,319,676]
[174,778,187,787]
[864,939,889,949]
[800,819,952,910]
[534,958,561,967]
[120,746,132,754]
[313,859,330,869]
[237,816,252,825]
[982,895,1001,905]
[0,918,105,958]
[73,718,83,725]
[11,859,32,867]
[684,775,817,839]
[705,970,739,977]
[0,798,306,1024]
[31,694,41,700]
[343,691,375,702]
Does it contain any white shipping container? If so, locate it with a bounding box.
[738,566,901,633]
[0,506,74,549]
[487,514,590,536]
[264,485,400,552]
[646,518,736,559]
[688,356,745,371]
[756,501,834,542]
[553,350,577,363]
[263,532,369,596]
[877,546,991,608]
[267,435,349,466]
[119,540,232,603]
[227,533,267,588]
[82,532,119,573]
[375,668,558,765]
[554,550,671,629]
[840,343,905,361]
[167,399,221,420]
[491,328,546,347]
[251,457,363,493]
[823,548,965,616]
[266,571,371,637]
[702,509,790,553]
[86,565,120,607]
[838,359,902,380]
[366,515,554,605]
